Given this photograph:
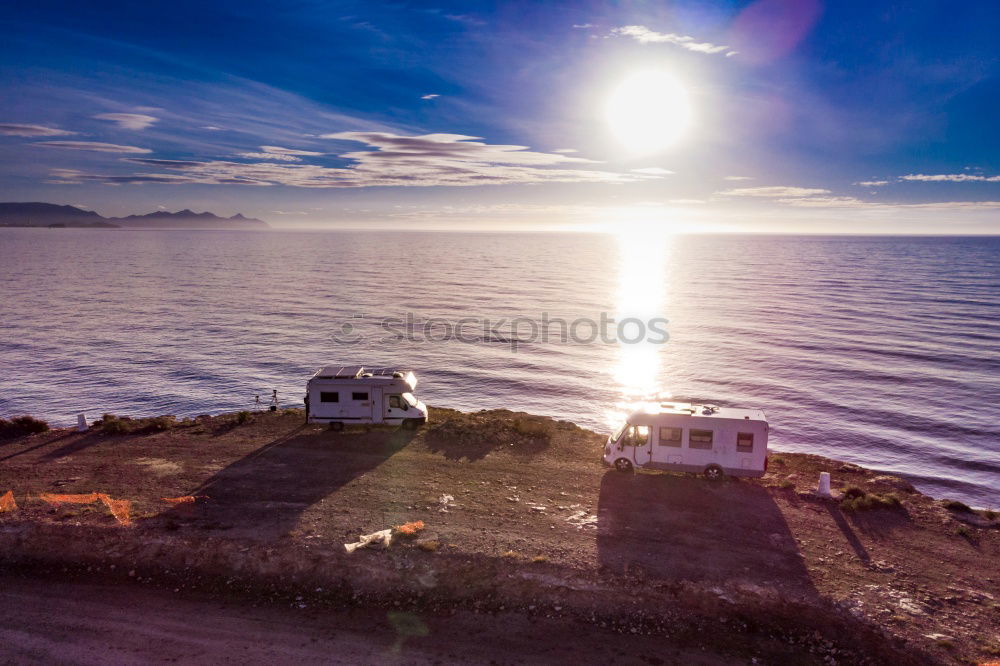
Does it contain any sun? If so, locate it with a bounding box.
[606,70,693,155]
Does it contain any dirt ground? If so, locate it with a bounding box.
[0,572,746,666]
[1,407,998,665]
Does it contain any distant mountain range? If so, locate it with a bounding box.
[0,202,270,229]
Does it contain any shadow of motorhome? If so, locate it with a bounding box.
[151,425,417,539]
[596,471,816,596]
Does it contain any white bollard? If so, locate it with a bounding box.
[77,413,89,432]
[817,472,832,498]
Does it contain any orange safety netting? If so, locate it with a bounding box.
[395,520,425,536]
[0,490,16,512]
[38,492,131,526]
[161,495,205,504]
[39,492,101,504]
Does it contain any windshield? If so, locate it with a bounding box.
[402,392,418,407]
[611,423,628,442]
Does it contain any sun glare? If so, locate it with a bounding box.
[606,70,693,155]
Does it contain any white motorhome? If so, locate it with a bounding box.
[603,402,769,479]
[305,366,428,430]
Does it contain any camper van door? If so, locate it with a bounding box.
[371,389,384,424]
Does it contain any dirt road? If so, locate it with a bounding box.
[0,573,736,665]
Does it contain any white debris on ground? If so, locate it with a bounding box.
[565,510,597,529]
[438,494,455,512]
[344,529,393,553]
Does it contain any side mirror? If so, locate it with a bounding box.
[402,403,409,411]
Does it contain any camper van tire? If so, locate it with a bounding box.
[704,464,724,481]
[328,422,344,432]
[614,458,633,473]
[401,418,424,430]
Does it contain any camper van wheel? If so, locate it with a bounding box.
[614,458,633,473]
[401,418,419,430]
[704,464,724,481]
[329,422,344,432]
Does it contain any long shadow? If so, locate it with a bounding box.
[823,503,872,564]
[597,471,816,596]
[0,431,79,461]
[150,425,416,540]
[37,432,110,462]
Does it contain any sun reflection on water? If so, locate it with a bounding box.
[605,223,672,430]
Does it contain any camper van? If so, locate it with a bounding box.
[305,366,428,430]
[603,402,768,479]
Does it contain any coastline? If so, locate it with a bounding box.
[1,407,998,664]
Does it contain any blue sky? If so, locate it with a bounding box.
[0,0,997,232]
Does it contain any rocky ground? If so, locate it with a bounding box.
[1,407,998,665]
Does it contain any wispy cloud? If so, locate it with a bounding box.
[93,113,159,130]
[630,167,675,176]
[723,175,753,181]
[420,94,440,100]
[901,173,1000,182]
[0,123,75,137]
[52,132,645,188]
[611,25,734,56]
[856,180,889,187]
[717,182,1000,211]
[37,141,152,154]
[237,145,324,162]
[572,23,594,29]
[552,148,577,153]
[720,186,831,198]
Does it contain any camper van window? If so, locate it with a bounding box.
[629,426,650,446]
[352,392,369,401]
[689,429,713,449]
[658,427,682,446]
[319,392,339,403]
[389,395,402,408]
[737,432,754,452]
[612,424,627,443]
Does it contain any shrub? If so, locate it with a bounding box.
[956,526,972,539]
[511,416,554,442]
[943,499,972,513]
[842,486,867,500]
[501,550,521,559]
[0,415,50,440]
[236,410,252,424]
[531,555,549,563]
[778,479,796,490]
[841,491,901,512]
[98,414,130,435]
[983,510,998,521]
[97,413,176,435]
[417,540,440,552]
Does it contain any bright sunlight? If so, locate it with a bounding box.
[605,69,693,155]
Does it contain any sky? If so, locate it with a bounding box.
[0,0,997,233]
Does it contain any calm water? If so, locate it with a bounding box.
[1,228,998,507]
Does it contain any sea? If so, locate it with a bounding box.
[1,228,997,507]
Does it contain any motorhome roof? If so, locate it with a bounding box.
[631,401,766,422]
[313,366,412,379]
[310,366,417,390]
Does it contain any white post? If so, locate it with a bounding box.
[817,472,832,497]
[77,413,88,432]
